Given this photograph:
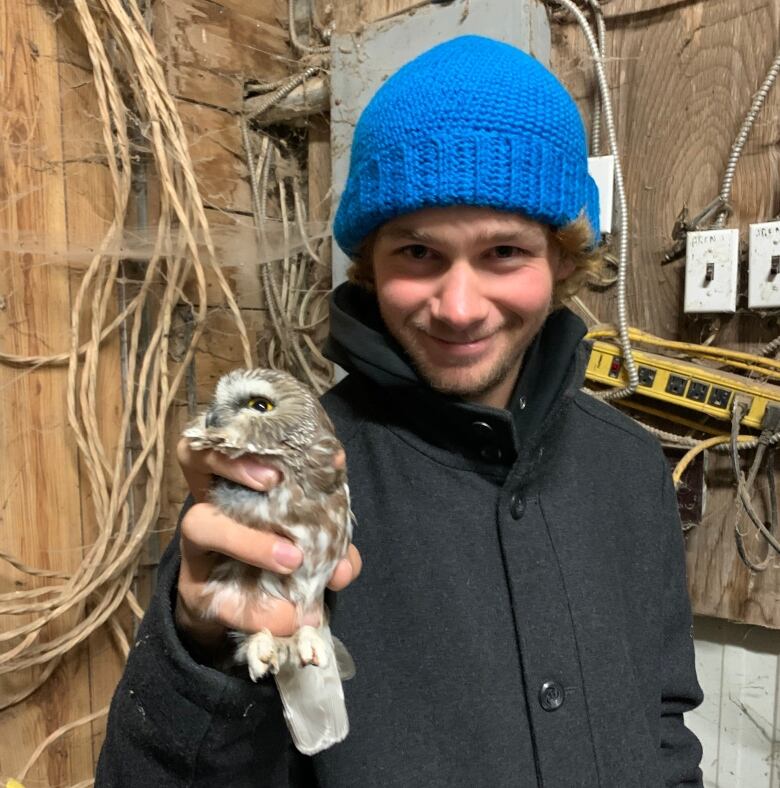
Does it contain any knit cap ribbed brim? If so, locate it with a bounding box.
[333,35,600,256]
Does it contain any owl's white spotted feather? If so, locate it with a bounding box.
[184,368,354,754]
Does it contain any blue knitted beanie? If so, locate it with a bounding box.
[333,35,600,256]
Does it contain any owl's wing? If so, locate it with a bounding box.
[302,435,347,493]
[332,636,355,681]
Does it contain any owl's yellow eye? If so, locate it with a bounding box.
[246,396,275,412]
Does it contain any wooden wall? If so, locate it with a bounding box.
[550,0,780,629]
[0,2,126,783]
[0,0,291,781]
[2,0,780,782]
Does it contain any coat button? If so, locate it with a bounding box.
[471,421,494,440]
[510,492,525,520]
[539,681,565,711]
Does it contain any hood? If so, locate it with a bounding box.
[323,281,588,466]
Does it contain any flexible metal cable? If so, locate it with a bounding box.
[584,0,607,156]
[715,49,780,228]
[549,0,637,399]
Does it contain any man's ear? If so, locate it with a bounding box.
[555,254,576,281]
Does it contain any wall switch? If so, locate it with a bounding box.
[587,155,615,235]
[748,221,780,309]
[684,229,740,313]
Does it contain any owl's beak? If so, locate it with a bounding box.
[204,408,220,429]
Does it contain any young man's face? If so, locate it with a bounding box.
[371,206,573,408]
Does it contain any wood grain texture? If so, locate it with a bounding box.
[153,0,291,111]
[333,0,429,32]
[58,8,130,767]
[552,0,780,626]
[0,1,97,782]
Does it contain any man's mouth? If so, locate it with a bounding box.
[421,331,495,357]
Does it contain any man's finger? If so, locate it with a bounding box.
[177,438,282,502]
[181,504,303,577]
[213,595,302,637]
[327,544,363,591]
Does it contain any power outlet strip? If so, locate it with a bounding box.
[586,340,780,430]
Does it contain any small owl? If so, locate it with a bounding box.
[183,368,354,755]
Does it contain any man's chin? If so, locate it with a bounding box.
[413,360,505,400]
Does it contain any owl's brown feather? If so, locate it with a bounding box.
[183,367,354,754]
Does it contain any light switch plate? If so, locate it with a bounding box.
[587,155,615,235]
[683,229,740,313]
[748,221,780,309]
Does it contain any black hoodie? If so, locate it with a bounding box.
[97,282,703,787]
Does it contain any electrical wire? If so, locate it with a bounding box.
[714,49,780,228]
[583,0,607,157]
[288,0,330,56]
[729,401,780,568]
[547,0,637,400]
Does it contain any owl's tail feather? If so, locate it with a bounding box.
[275,623,350,756]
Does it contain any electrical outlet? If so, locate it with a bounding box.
[683,229,740,313]
[748,221,780,309]
[587,155,615,235]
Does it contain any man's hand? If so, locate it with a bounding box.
[174,439,362,653]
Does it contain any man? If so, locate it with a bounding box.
[97,35,703,786]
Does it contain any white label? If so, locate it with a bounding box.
[748,221,780,309]
[587,155,615,235]
[684,229,740,314]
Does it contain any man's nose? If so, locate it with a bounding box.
[430,261,488,330]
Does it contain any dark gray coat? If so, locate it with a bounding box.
[97,284,703,787]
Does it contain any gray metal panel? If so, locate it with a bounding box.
[330,0,551,286]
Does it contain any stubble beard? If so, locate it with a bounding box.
[395,318,531,401]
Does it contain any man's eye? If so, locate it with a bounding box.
[494,245,527,258]
[402,244,431,259]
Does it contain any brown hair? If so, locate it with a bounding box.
[345,213,608,308]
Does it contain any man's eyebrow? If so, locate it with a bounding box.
[379,227,439,244]
[470,228,545,246]
[379,226,544,245]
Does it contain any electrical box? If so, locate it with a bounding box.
[683,228,740,313]
[587,155,615,235]
[748,221,780,309]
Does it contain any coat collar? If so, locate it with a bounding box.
[324,282,588,475]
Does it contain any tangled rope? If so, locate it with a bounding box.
[1,0,255,780]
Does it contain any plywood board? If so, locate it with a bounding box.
[687,617,780,787]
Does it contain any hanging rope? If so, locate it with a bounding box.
[1,0,254,782]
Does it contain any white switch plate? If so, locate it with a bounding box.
[587,155,615,235]
[684,229,740,313]
[748,221,780,309]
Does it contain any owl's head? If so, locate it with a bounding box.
[184,368,324,457]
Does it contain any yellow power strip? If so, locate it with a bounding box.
[586,340,780,430]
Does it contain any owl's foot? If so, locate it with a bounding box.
[296,625,329,668]
[245,628,280,681]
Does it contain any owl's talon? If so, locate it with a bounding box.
[296,625,328,668]
[245,629,279,681]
